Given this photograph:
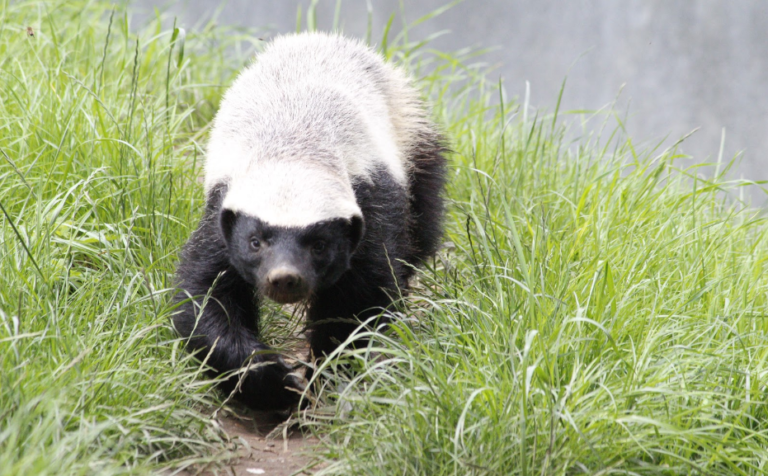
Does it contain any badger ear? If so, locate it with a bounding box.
[348,215,364,254]
[219,209,238,245]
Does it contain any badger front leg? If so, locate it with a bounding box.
[306,253,404,363]
[173,190,303,412]
[307,198,411,373]
[304,270,399,394]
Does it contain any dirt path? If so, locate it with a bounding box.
[174,407,325,476]
[216,411,322,476]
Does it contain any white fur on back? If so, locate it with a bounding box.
[203,32,431,228]
[220,161,360,228]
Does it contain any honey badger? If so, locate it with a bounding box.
[173,32,447,411]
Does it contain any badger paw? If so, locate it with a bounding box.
[238,357,306,412]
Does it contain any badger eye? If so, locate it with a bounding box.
[249,238,261,252]
[312,240,327,255]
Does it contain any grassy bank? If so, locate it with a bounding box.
[313,58,768,476]
[2,1,768,475]
[0,1,251,473]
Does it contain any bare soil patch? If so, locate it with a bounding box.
[218,410,322,476]
[173,406,324,476]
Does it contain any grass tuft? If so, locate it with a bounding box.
[0,1,260,473]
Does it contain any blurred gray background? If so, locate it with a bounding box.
[133,0,768,201]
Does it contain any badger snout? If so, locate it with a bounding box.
[267,268,303,292]
[264,267,309,303]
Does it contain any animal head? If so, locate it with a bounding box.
[219,211,364,303]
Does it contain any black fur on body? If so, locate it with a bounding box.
[173,146,447,412]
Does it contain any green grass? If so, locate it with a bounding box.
[0,1,256,473]
[311,64,768,475]
[3,1,768,475]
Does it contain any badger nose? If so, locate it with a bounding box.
[266,268,303,292]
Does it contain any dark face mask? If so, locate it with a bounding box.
[220,210,364,303]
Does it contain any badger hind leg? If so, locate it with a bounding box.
[405,132,449,267]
